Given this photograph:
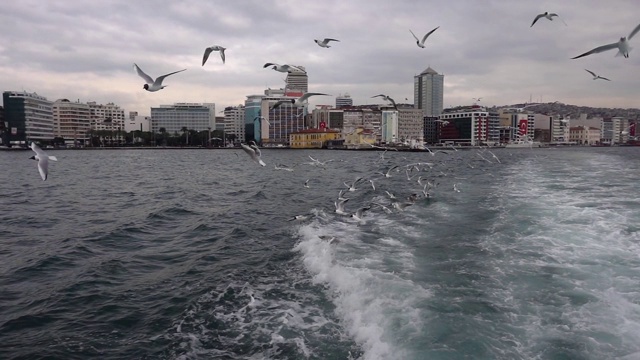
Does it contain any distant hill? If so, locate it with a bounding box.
[490,102,640,120]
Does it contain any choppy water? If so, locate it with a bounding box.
[1,147,640,360]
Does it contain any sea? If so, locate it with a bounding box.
[1,146,640,360]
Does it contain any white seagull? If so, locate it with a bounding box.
[240,141,266,166]
[133,63,186,92]
[314,38,340,48]
[530,12,566,27]
[304,179,310,188]
[29,142,58,181]
[351,206,370,222]
[263,63,306,73]
[584,69,611,81]
[371,94,398,110]
[202,45,226,65]
[344,177,363,192]
[335,198,349,215]
[270,93,330,110]
[409,27,440,48]
[572,23,640,59]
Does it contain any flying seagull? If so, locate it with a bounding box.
[530,12,567,27]
[371,94,398,110]
[133,63,186,92]
[240,141,266,166]
[314,38,340,48]
[270,93,330,110]
[202,45,226,65]
[572,23,640,59]
[409,27,440,48]
[29,142,58,181]
[584,69,611,81]
[263,63,306,73]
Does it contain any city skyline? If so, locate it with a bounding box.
[0,1,639,116]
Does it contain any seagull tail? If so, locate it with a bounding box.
[48,156,58,161]
[259,160,266,167]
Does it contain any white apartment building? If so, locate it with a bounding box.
[601,117,629,144]
[569,126,600,145]
[150,103,215,134]
[398,108,424,143]
[125,115,151,132]
[52,99,91,145]
[381,110,398,144]
[88,101,125,132]
[2,91,54,144]
[223,105,245,142]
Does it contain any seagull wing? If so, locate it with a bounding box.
[530,14,545,27]
[550,13,568,26]
[263,62,278,68]
[154,69,187,87]
[219,48,225,64]
[599,76,611,81]
[133,63,155,84]
[324,38,339,43]
[572,42,619,59]
[202,47,213,66]
[30,142,47,157]
[629,22,640,40]
[387,96,398,110]
[37,157,49,181]
[409,29,420,42]
[421,26,440,43]
[585,69,597,77]
[371,94,386,99]
[270,100,285,110]
[299,92,330,102]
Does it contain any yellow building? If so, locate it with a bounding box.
[290,128,341,148]
[344,127,377,149]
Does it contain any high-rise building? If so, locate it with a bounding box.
[439,106,500,145]
[52,99,91,146]
[223,105,245,143]
[397,108,424,144]
[381,110,398,144]
[245,94,264,143]
[336,93,353,108]
[414,66,444,117]
[88,101,126,132]
[285,66,308,93]
[150,103,215,134]
[2,91,54,146]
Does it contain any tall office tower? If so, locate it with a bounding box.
[2,91,54,145]
[285,65,308,93]
[414,66,444,117]
[336,93,353,108]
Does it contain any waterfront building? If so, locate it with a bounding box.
[601,117,629,145]
[381,110,398,144]
[150,102,215,134]
[263,101,305,146]
[245,94,264,142]
[336,93,353,108]
[569,126,600,145]
[414,66,444,117]
[438,106,500,146]
[52,99,91,146]
[422,116,439,144]
[344,127,377,149]
[2,91,54,146]
[223,105,245,143]
[285,66,308,93]
[398,108,424,144]
[290,128,340,148]
[125,115,151,133]
[0,106,4,145]
[88,101,125,132]
[312,107,344,130]
[550,115,570,144]
[343,109,364,135]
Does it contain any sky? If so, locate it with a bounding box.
[1,0,639,116]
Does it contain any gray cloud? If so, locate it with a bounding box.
[1,0,639,115]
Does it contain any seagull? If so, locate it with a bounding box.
[368,179,376,190]
[29,142,58,181]
[351,206,371,222]
[453,184,461,193]
[372,202,393,214]
[304,179,310,188]
[584,69,611,81]
[337,190,350,202]
[240,141,266,166]
[530,12,566,27]
[371,94,398,110]
[202,45,226,65]
[344,177,363,192]
[263,63,306,73]
[572,23,640,59]
[385,190,396,199]
[434,119,450,126]
[409,27,439,48]
[314,38,340,48]
[270,93,330,110]
[288,214,310,221]
[488,150,501,163]
[274,163,295,171]
[253,116,271,126]
[379,165,398,178]
[335,198,349,215]
[133,63,186,92]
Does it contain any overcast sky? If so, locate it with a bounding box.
[1,0,639,115]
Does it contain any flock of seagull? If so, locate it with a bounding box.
[27,11,640,182]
